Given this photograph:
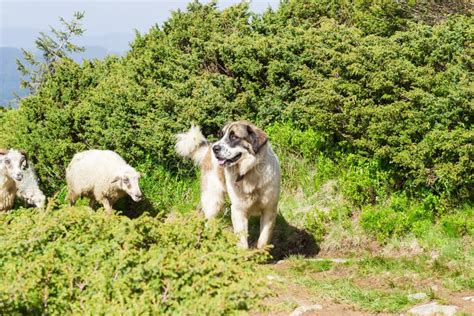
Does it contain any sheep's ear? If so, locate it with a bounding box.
[111,176,121,183]
[247,124,268,154]
[19,150,28,159]
[0,149,8,155]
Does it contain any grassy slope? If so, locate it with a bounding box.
[2,125,473,314]
[257,130,474,314]
[1,120,473,314]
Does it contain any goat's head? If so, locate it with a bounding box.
[0,149,28,181]
[30,192,46,209]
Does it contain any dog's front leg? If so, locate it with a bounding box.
[231,207,249,249]
[257,207,277,249]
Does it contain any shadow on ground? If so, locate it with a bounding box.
[117,198,319,261]
[114,196,161,219]
[249,213,320,261]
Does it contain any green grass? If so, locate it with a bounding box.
[269,228,474,313]
[320,280,410,313]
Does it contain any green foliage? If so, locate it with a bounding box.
[137,164,200,216]
[440,205,474,237]
[266,122,325,159]
[0,3,472,313]
[0,207,269,314]
[340,155,391,206]
[303,209,328,242]
[360,193,473,242]
[1,1,471,202]
[1,2,471,202]
[17,12,85,94]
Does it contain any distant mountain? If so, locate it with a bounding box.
[0,46,125,107]
[0,47,26,107]
[1,27,134,52]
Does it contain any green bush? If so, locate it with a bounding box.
[360,206,400,242]
[0,1,471,201]
[303,209,328,242]
[360,194,473,241]
[0,207,269,314]
[340,155,391,206]
[440,205,474,237]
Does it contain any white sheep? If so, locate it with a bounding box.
[66,149,142,213]
[0,149,26,211]
[15,161,46,209]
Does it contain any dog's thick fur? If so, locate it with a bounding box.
[176,121,281,249]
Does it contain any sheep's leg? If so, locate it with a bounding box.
[88,199,96,209]
[67,191,77,206]
[101,198,113,214]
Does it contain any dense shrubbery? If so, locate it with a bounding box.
[1,0,471,201]
[0,207,268,314]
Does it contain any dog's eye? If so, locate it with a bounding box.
[229,131,238,141]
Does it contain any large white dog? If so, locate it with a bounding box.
[176,121,281,249]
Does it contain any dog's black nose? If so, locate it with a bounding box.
[212,145,221,154]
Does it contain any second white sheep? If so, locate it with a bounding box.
[66,150,142,213]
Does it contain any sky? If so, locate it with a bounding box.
[0,0,280,50]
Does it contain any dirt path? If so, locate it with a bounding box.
[252,258,474,315]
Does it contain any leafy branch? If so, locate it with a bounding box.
[16,11,86,94]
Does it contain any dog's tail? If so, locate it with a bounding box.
[175,125,209,165]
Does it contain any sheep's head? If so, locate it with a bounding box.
[0,149,27,181]
[111,168,142,202]
[25,191,46,209]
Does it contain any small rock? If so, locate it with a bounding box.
[408,292,428,301]
[308,258,349,264]
[462,296,474,302]
[408,302,458,316]
[290,304,323,316]
[266,275,283,282]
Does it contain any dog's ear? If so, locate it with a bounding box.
[247,124,268,154]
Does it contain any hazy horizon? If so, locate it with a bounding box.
[0,0,280,105]
[1,0,280,51]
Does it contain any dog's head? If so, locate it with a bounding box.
[212,121,268,167]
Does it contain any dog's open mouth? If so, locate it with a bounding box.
[216,153,242,166]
